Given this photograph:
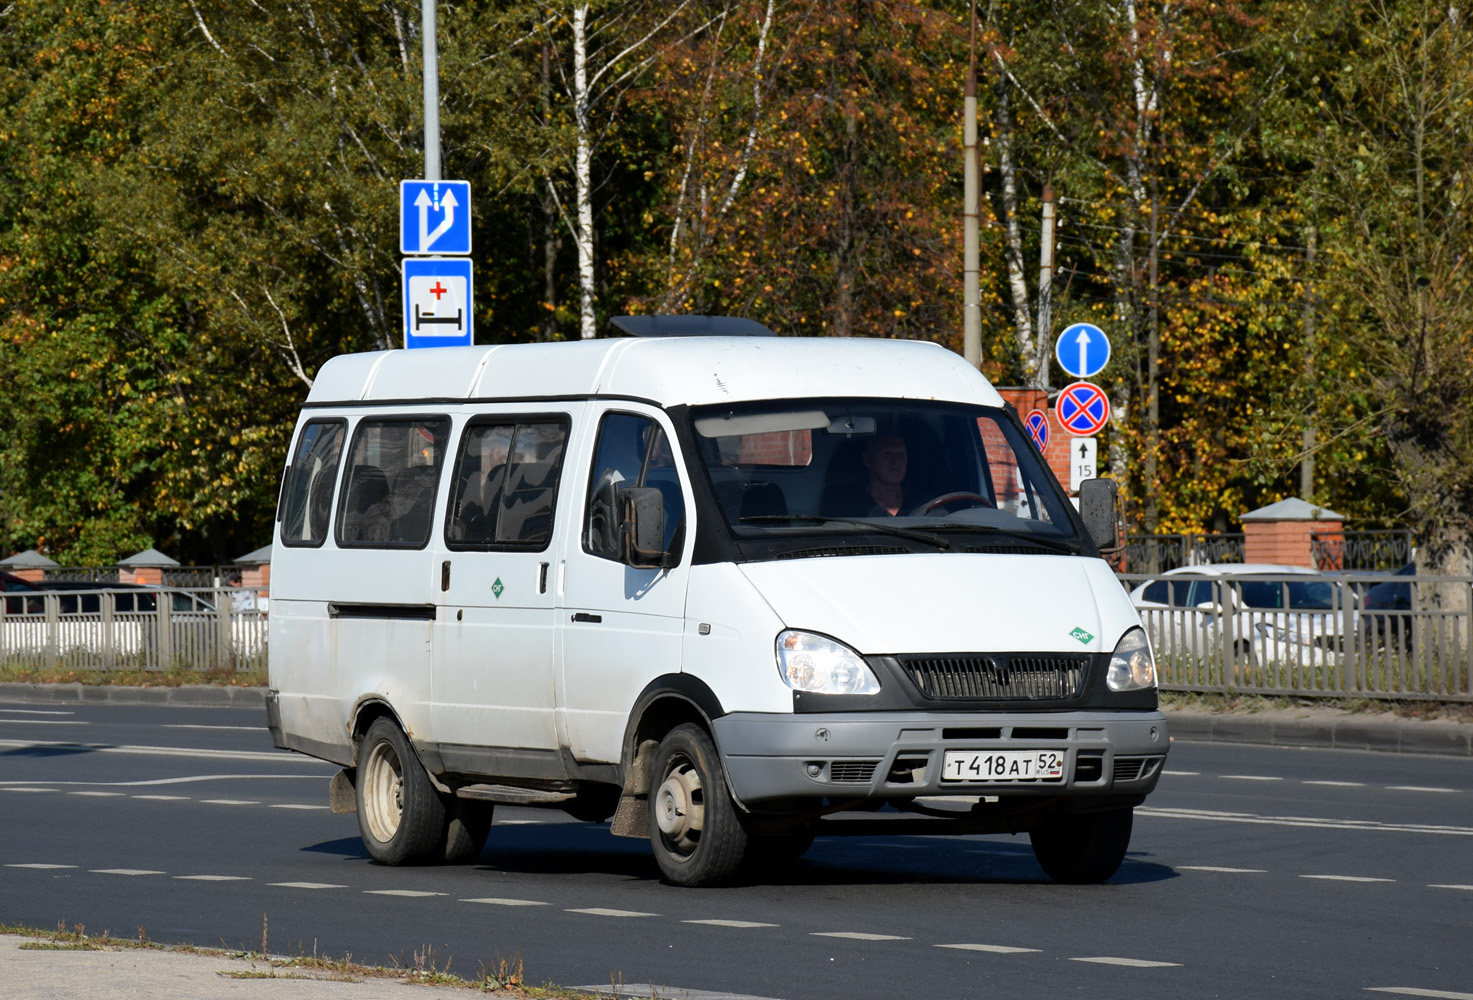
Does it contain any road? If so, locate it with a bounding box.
[1,700,1470,1000]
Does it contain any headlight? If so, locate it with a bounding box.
[1106,628,1156,692]
[776,630,881,695]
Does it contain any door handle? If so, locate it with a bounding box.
[571,612,602,624]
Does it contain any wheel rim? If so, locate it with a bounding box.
[361,738,404,844]
[654,755,705,857]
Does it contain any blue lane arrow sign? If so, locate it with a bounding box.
[1055,322,1110,379]
[400,180,472,255]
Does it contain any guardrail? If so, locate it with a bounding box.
[0,588,266,672]
[1121,571,1472,702]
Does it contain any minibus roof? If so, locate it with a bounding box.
[305,336,1006,409]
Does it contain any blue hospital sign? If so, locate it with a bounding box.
[403,257,473,349]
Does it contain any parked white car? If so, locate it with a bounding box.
[1128,563,1358,670]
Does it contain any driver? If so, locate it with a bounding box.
[860,433,908,517]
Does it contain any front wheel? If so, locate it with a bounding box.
[1029,806,1133,883]
[648,724,748,887]
[355,718,448,866]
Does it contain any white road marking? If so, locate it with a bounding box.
[5,864,76,869]
[163,725,264,731]
[132,795,189,801]
[2,788,57,793]
[462,898,549,907]
[0,738,321,764]
[936,943,1040,954]
[1071,957,1182,968]
[811,932,911,941]
[269,882,346,889]
[365,890,448,898]
[1301,875,1395,883]
[683,919,779,929]
[1304,780,1365,787]
[566,908,658,918]
[68,791,124,798]
[0,719,87,725]
[1222,774,1283,781]
[1388,786,1457,794]
[1367,989,1473,999]
[1163,770,1198,776]
[270,804,329,810]
[1430,884,1473,891]
[497,820,543,825]
[0,774,324,789]
[90,869,165,876]
[200,799,259,806]
[1179,866,1267,873]
[0,709,74,715]
[1138,806,1473,837]
[175,875,251,881]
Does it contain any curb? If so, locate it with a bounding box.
[1164,709,1473,758]
[0,682,267,710]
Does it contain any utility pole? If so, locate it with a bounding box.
[962,0,981,369]
[422,0,441,181]
[1034,184,1055,387]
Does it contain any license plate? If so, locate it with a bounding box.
[940,749,1065,783]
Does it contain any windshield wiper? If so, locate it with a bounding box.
[739,514,953,551]
[919,522,1080,554]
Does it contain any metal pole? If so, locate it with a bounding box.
[422,0,441,181]
[1035,184,1055,387]
[963,1,981,369]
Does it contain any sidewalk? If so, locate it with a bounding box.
[3,682,1471,757]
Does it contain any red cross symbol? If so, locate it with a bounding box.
[429,281,449,300]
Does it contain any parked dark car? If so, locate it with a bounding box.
[1361,562,1415,650]
[1,571,44,614]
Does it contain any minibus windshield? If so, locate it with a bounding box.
[689,399,1083,553]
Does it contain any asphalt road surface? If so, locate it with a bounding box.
[1,700,1470,1000]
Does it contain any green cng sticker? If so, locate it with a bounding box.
[491,577,505,599]
[1070,627,1094,644]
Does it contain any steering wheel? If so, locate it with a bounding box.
[911,491,993,516]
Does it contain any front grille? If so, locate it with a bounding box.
[1112,756,1157,783]
[829,760,880,783]
[900,654,1088,701]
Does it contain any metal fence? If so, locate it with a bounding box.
[1124,534,1245,573]
[42,566,237,588]
[1311,530,1413,572]
[1121,570,1472,702]
[0,587,266,672]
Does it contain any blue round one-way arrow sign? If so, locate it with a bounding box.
[1055,322,1111,379]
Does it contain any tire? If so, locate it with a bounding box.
[442,799,493,865]
[355,717,448,866]
[648,723,748,887]
[1029,806,1133,884]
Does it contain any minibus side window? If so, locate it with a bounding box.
[280,420,346,547]
[445,417,570,550]
[585,413,685,562]
[336,417,451,549]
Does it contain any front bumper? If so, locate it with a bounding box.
[713,710,1168,806]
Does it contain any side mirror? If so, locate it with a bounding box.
[1078,477,1123,553]
[619,486,669,569]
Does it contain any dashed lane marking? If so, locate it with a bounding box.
[935,943,1040,954]
[566,908,658,918]
[0,738,324,764]
[2,788,57,793]
[683,920,780,929]
[1164,770,1198,776]
[1388,786,1457,794]
[575,986,783,1000]
[5,864,76,869]
[1179,866,1267,873]
[68,791,124,797]
[1367,989,1473,999]
[812,932,911,942]
[365,890,447,898]
[163,725,265,732]
[1221,774,1283,781]
[270,804,329,810]
[175,875,251,881]
[0,719,88,725]
[0,709,74,715]
[1070,957,1182,968]
[1138,806,1473,837]
[132,795,189,801]
[200,799,260,805]
[1430,884,1473,891]
[90,869,165,876]
[1305,780,1365,787]
[270,882,347,890]
[1301,875,1396,883]
[462,898,549,906]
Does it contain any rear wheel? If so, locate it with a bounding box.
[355,718,447,866]
[648,724,748,887]
[1029,807,1133,883]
